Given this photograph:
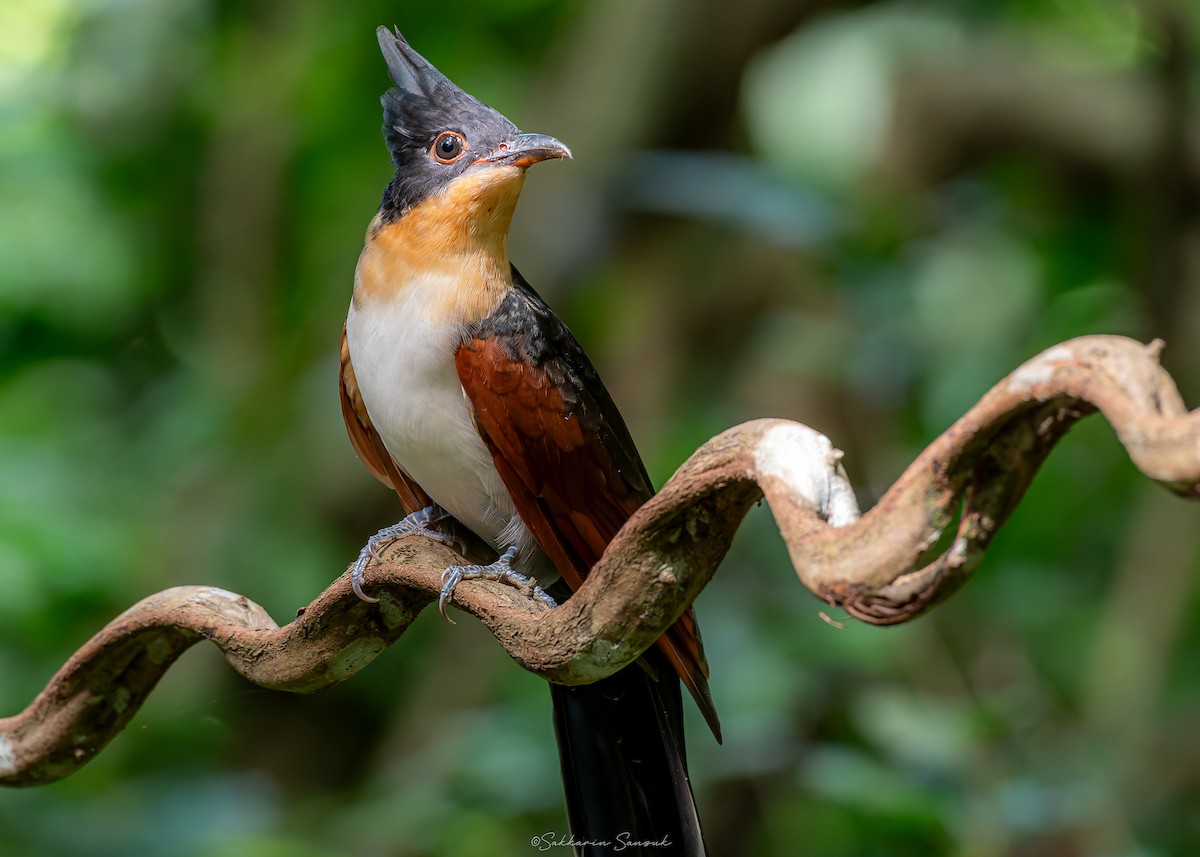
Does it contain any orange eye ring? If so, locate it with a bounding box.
[431,131,466,164]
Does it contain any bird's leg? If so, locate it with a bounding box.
[439,545,557,621]
[351,505,460,603]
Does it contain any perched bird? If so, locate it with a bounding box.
[340,27,719,855]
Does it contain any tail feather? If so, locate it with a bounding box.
[551,648,706,857]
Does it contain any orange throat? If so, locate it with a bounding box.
[352,166,526,322]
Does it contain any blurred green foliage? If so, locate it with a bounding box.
[2,0,1199,855]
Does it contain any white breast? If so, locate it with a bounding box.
[345,271,518,551]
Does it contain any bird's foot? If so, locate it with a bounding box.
[439,545,557,622]
[352,505,458,603]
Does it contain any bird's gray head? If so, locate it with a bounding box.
[375,27,570,220]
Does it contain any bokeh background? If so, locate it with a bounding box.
[3,0,1200,854]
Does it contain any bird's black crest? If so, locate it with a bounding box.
[375,27,518,218]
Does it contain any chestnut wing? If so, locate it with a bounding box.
[455,275,720,739]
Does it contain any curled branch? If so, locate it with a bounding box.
[2,335,1197,787]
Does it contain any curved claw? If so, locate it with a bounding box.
[350,550,381,604]
[351,505,454,603]
[436,546,557,622]
[351,566,380,604]
[438,567,464,623]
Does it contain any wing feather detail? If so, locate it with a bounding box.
[455,279,720,740]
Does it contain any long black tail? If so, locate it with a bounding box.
[550,647,706,857]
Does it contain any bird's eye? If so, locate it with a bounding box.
[431,131,466,164]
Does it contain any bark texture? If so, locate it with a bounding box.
[1,335,1196,787]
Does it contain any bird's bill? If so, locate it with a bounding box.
[479,133,572,168]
